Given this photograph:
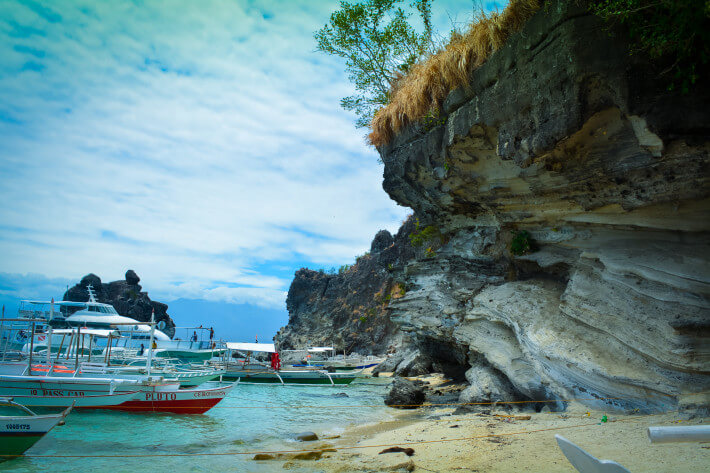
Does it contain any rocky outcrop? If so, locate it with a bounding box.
[385,378,426,409]
[274,221,417,355]
[63,270,176,337]
[374,0,709,412]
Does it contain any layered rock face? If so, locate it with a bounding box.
[63,270,176,337]
[274,222,416,355]
[378,0,710,412]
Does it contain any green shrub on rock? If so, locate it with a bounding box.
[510,230,538,256]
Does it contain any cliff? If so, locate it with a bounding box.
[274,222,416,355]
[63,270,176,338]
[376,0,709,412]
[276,0,709,413]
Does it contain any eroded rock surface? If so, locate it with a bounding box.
[275,0,709,412]
[376,0,709,412]
[274,221,416,355]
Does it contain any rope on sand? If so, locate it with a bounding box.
[211,392,704,409]
[6,411,685,459]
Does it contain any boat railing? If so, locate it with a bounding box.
[79,361,109,374]
[17,309,51,319]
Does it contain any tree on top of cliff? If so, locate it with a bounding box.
[368,0,709,147]
[589,0,710,93]
[368,0,542,146]
[315,0,435,128]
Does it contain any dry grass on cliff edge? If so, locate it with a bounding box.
[368,0,542,147]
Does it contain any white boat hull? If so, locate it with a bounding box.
[0,374,141,408]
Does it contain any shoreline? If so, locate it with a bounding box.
[315,399,708,472]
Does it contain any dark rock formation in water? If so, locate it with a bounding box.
[374,0,710,412]
[384,378,426,409]
[274,221,416,355]
[62,270,176,337]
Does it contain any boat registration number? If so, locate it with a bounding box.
[193,391,224,398]
[5,424,31,430]
[30,389,86,397]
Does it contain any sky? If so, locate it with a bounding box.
[0,0,503,340]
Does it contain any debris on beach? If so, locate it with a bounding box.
[379,446,415,456]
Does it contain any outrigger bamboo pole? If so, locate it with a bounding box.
[0,306,5,362]
[28,322,35,375]
[105,333,112,365]
[146,310,155,377]
[56,333,66,361]
[75,326,81,367]
[64,331,73,360]
[47,299,54,366]
[648,425,710,443]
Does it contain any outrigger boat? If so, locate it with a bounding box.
[283,347,385,371]
[0,316,234,414]
[0,398,72,457]
[0,374,232,414]
[21,327,223,387]
[101,381,233,414]
[12,286,225,362]
[217,343,359,385]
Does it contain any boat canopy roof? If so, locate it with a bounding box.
[226,342,276,353]
[65,314,147,326]
[22,300,87,307]
[52,328,120,337]
[308,346,335,353]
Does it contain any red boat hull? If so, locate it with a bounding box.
[109,397,223,414]
[81,384,232,414]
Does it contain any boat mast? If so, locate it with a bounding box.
[28,321,35,375]
[47,298,54,366]
[146,309,155,377]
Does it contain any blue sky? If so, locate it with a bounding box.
[0,0,502,340]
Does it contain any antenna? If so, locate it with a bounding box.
[86,284,97,303]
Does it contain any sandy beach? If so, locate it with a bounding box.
[310,377,709,472]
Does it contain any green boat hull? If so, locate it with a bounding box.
[0,433,44,456]
[154,349,224,362]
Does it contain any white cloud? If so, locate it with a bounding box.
[0,0,412,309]
[0,0,478,309]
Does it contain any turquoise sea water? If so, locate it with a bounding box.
[1,379,393,473]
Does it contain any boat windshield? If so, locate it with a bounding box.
[86,305,119,314]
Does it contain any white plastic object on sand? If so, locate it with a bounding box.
[647,425,710,444]
[555,435,631,473]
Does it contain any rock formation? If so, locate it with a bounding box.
[274,222,416,355]
[63,270,176,337]
[385,378,426,409]
[375,0,709,412]
[278,0,709,413]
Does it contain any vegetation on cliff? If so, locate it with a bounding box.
[315,0,436,128]
[368,0,541,146]
[319,0,709,147]
[589,0,710,93]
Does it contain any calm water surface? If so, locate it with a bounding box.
[1,379,393,473]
